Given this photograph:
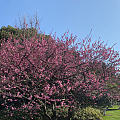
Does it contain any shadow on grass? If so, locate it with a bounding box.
[107,108,120,111]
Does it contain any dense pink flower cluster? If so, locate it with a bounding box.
[0,31,120,117]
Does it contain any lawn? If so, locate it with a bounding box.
[103,105,120,120]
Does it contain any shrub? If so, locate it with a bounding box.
[74,107,103,120]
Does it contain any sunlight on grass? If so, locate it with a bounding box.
[108,105,120,109]
[103,105,120,120]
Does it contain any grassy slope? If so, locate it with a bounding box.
[103,105,120,120]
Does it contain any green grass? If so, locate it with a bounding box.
[108,105,120,109]
[103,105,120,120]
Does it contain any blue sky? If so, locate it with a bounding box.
[0,0,120,52]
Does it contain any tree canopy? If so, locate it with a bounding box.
[0,25,120,119]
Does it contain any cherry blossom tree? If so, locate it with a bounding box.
[0,27,120,119]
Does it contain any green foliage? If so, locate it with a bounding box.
[0,25,19,40]
[0,25,51,47]
[74,107,103,120]
[95,95,112,108]
[0,25,37,43]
